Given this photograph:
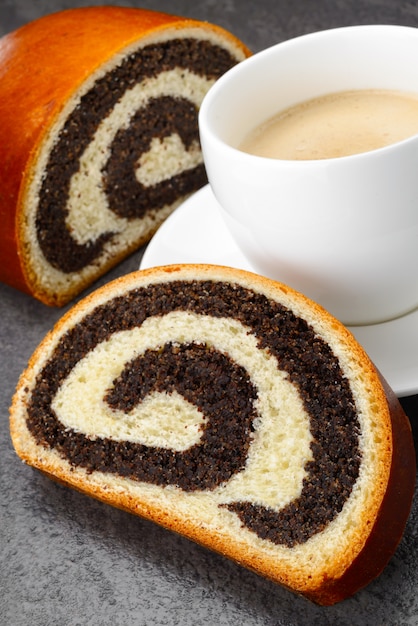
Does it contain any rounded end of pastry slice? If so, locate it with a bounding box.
[0,7,250,305]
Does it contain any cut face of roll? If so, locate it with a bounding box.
[10,264,415,605]
[0,7,249,305]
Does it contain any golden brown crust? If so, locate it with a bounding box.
[0,8,250,305]
[9,264,415,604]
[306,374,415,605]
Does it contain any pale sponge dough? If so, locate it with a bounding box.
[9,264,415,605]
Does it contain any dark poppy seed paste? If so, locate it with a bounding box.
[26,280,361,547]
[35,39,238,273]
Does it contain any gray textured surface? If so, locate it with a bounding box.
[0,1,417,624]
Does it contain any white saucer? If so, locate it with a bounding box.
[141,185,418,397]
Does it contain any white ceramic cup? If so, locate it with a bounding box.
[199,25,418,325]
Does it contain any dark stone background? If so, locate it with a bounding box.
[1,1,417,624]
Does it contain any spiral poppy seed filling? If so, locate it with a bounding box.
[105,342,258,490]
[104,96,203,219]
[35,39,237,273]
[26,280,361,547]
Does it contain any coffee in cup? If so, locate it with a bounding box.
[239,88,418,160]
[199,25,418,325]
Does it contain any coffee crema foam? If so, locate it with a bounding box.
[240,89,418,160]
